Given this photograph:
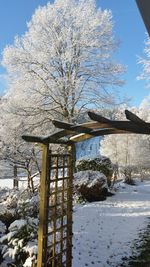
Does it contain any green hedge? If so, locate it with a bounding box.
[76,156,113,187]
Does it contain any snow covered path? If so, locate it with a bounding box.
[73,181,150,267]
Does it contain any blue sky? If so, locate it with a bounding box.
[0,0,148,106]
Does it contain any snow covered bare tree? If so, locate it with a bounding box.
[138,34,150,88]
[2,0,125,124]
[100,106,150,182]
[0,99,41,190]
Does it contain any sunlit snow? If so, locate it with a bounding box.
[73,180,150,267]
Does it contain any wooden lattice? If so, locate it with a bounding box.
[37,145,73,267]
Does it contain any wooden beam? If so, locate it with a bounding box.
[37,144,50,267]
[125,110,150,129]
[22,134,48,144]
[52,120,74,130]
[70,129,128,142]
[136,0,150,36]
[66,145,73,267]
[88,111,150,134]
[42,136,73,145]
[23,110,150,145]
[52,120,93,134]
[44,127,78,140]
[70,127,150,142]
[22,134,73,145]
[88,111,110,123]
[54,117,150,132]
[125,109,145,124]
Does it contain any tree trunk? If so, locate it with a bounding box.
[13,165,18,188]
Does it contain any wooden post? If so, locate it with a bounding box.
[37,144,50,267]
[66,144,74,267]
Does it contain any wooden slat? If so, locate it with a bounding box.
[50,187,71,196]
[125,109,145,124]
[52,155,58,267]
[88,111,150,134]
[37,144,50,267]
[22,134,73,145]
[48,248,69,260]
[88,111,110,123]
[66,146,73,267]
[70,130,123,142]
[43,130,74,142]
[47,236,67,249]
[92,127,150,135]
[50,153,70,157]
[50,165,69,170]
[52,120,93,134]
[50,177,70,183]
[48,224,68,235]
[52,120,74,130]
[70,128,150,142]
[60,156,65,264]
[22,135,48,144]
[49,200,68,208]
[125,109,150,128]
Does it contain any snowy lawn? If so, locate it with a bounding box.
[73,180,150,267]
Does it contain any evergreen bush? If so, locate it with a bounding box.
[76,156,113,187]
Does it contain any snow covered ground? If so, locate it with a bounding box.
[73,180,150,267]
[0,179,13,188]
[1,177,150,266]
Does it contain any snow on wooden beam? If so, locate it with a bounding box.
[22,134,73,145]
[52,120,93,134]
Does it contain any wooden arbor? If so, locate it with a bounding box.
[22,110,150,267]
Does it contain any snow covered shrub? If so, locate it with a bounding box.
[0,217,38,267]
[0,188,21,228]
[121,166,136,185]
[0,221,7,265]
[0,188,39,228]
[74,170,108,202]
[76,156,113,187]
[0,221,6,238]
[17,190,39,219]
[0,187,39,266]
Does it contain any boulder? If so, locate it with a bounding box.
[74,170,108,202]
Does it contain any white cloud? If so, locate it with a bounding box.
[139,94,150,109]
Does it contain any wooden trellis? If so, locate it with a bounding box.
[47,151,73,267]
[22,110,150,267]
[36,144,73,267]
